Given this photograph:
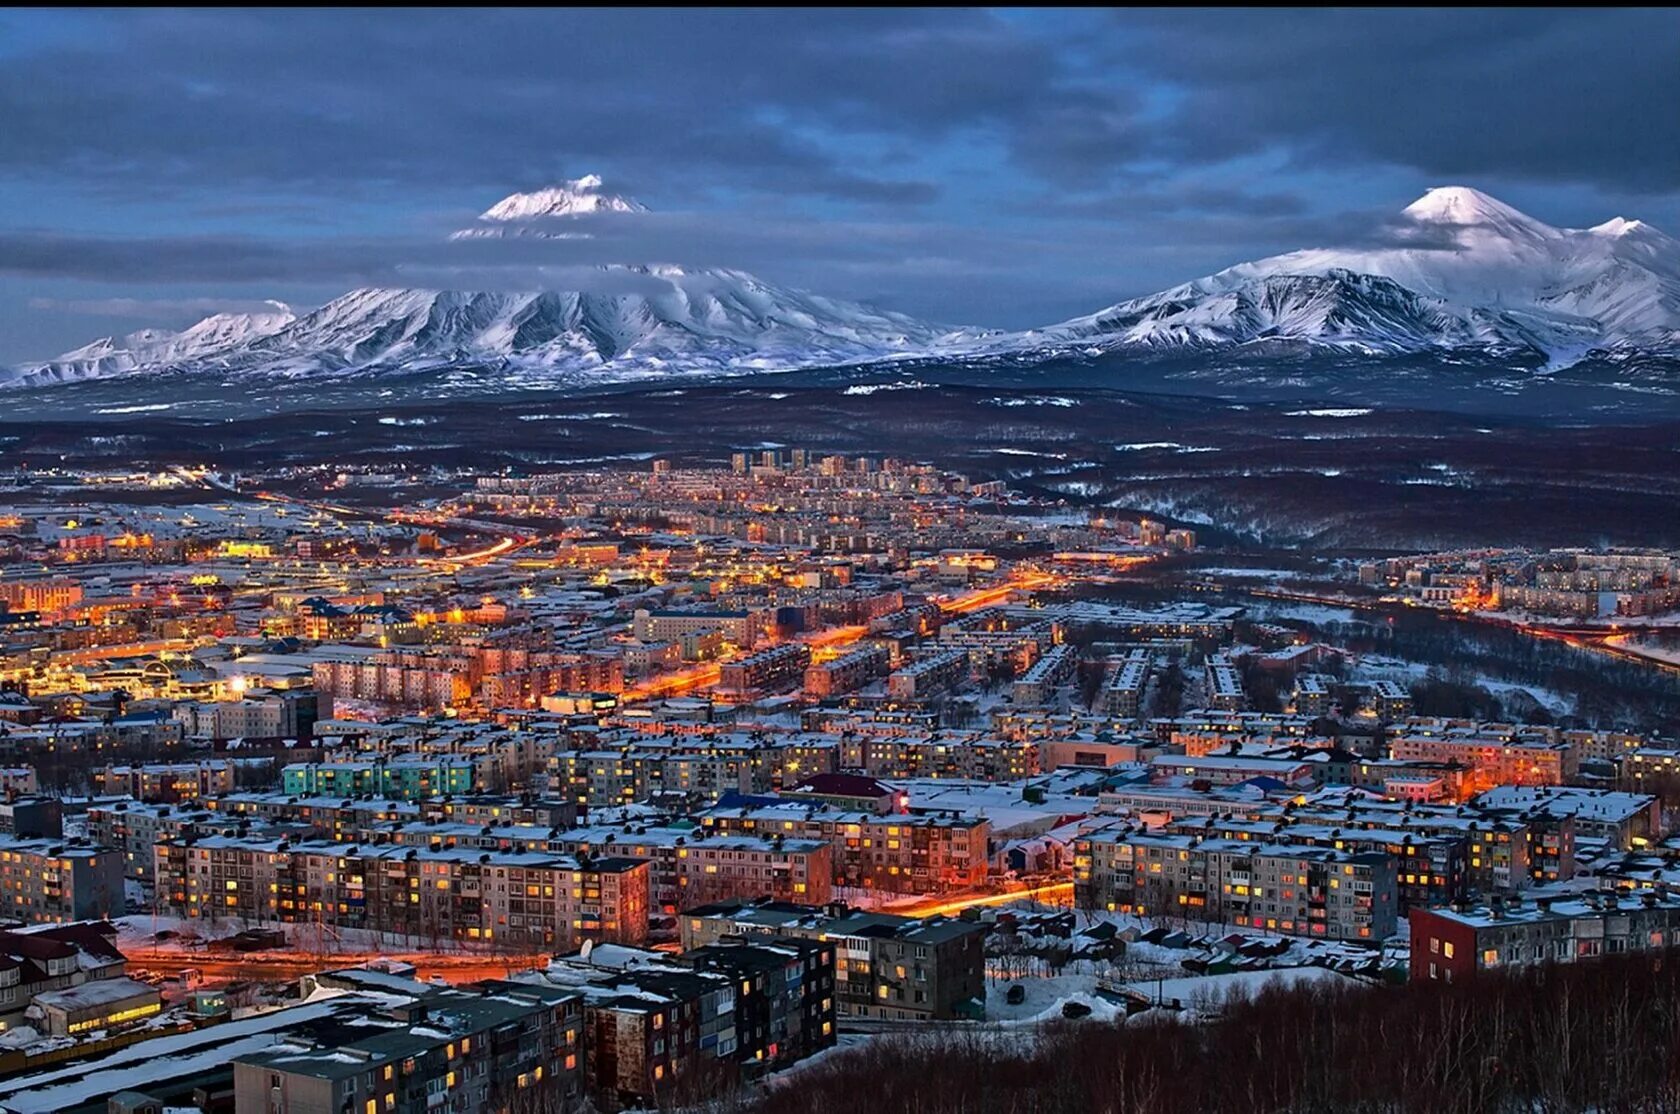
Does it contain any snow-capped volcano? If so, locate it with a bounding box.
[7,179,978,388]
[449,174,649,239]
[1003,186,1680,362]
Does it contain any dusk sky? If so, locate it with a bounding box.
[3,7,1677,362]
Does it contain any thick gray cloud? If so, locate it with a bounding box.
[7,9,1668,206]
[0,9,1062,205]
[1108,9,1680,193]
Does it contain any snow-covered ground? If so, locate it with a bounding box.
[1352,653,1576,716]
[1615,639,1680,666]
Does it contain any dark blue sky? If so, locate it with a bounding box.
[2,8,1676,361]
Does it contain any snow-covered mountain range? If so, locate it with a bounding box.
[7,184,1679,391]
[997,187,1680,363]
[4,178,978,388]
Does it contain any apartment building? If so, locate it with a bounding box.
[886,650,969,702]
[533,938,836,1113]
[716,644,811,698]
[153,835,650,950]
[803,645,890,698]
[475,649,625,707]
[685,937,835,1067]
[1474,785,1662,851]
[90,759,238,803]
[1292,673,1335,717]
[376,822,836,913]
[844,735,1040,782]
[1163,815,1468,909]
[205,790,424,838]
[88,800,252,883]
[281,758,479,800]
[1278,793,1565,891]
[0,837,125,924]
[936,616,1052,674]
[0,579,83,617]
[171,687,319,742]
[633,608,763,649]
[1204,653,1247,712]
[1411,891,1680,982]
[1011,644,1076,706]
[1388,733,1578,793]
[1095,649,1151,718]
[679,900,987,1022]
[700,804,988,895]
[1073,829,1399,941]
[311,647,475,713]
[235,971,585,1114]
[547,743,785,809]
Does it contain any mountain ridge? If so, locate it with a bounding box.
[9,183,1680,390]
[6,180,982,388]
[987,186,1680,365]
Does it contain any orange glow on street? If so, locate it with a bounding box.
[883,880,1074,918]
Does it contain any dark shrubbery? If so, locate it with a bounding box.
[752,952,1680,1114]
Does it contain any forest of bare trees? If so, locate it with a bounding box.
[745,949,1680,1114]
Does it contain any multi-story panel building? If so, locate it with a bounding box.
[0,838,124,924]
[633,609,763,649]
[1272,794,1557,892]
[373,822,835,913]
[533,938,835,1113]
[684,937,835,1068]
[281,758,480,799]
[803,646,890,698]
[1095,650,1151,718]
[235,972,585,1114]
[1411,892,1680,982]
[1474,785,1661,851]
[845,735,1039,782]
[1073,830,1399,941]
[1204,653,1248,712]
[886,650,969,702]
[1011,644,1076,707]
[1163,815,1468,910]
[678,900,986,1022]
[91,760,238,803]
[716,644,811,698]
[153,835,649,950]
[700,805,988,895]
[88,800,256,883]
[1388,733,1577,794]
